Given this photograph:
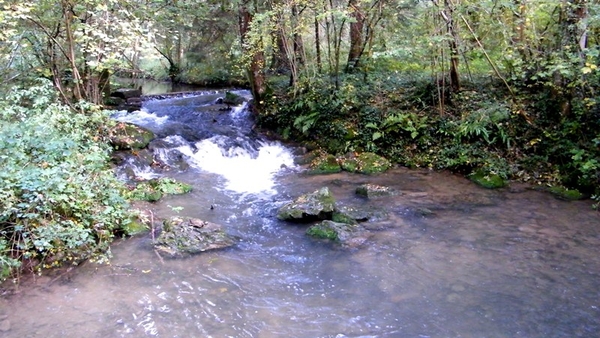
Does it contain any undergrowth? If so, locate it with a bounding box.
[0,79,132,282]
[259,71,600,199]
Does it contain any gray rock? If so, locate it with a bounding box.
[336,205,389,222]
[154,217,235,257]
[277,187,336,222]
[356,184,399,198]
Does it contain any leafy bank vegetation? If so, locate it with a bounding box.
[0,0,599,280]
[0,80,131,280]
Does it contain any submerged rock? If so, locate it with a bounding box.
[109,122,155,150]
[306,220,370,248]
[277,187,336,221]
[355,183,399,198]
[154,217,235,257]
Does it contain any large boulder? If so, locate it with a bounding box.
[277,187,336,222]
[109,122,154,150]
[154,217,236,257]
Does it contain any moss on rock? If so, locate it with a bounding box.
[109,122,154,150]
[548,186,584,201]
[307,153,341,175]
[121,219,148,236]
[306,223,339,241]
[340,152,391,174]
[277,187,336,221]
[469,169,507,189]
[128,177,192,202]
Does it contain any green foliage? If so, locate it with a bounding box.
[126,178,193,202]
[0,79,132,280]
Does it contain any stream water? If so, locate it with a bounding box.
[1,91,599,338]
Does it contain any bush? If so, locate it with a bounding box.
[0,79,132,280]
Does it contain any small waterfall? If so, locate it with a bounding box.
[112,92,296,196]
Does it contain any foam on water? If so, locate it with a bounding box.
[175,135,295,196]
[112,108,169,126]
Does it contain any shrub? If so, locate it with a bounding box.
[0,79,132,280]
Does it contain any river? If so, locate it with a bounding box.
[1,90,599,338]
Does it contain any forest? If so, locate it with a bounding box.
[0,0,598,280]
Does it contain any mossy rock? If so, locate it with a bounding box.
[129,183,163,202]
[331,212,358,225]
[109,122,154,150]
[548,186,584,201]
[223,91,245,105]
[294,151,320,165]
[121,219,148,236]
[307,153,342,175]
[306,220,370,247]
[277,187,336,222]
[128,177,192,202]
[306,223,339,241]
[469,170,507,189]
[340,152,391,174]
[154,217,236,257]
[154,177,193,195]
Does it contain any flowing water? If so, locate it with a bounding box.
[1,91,599,338]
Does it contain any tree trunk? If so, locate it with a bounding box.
[512,0,529,60]
[444,0,460,92]
[62,0,84,102]
[346,0,364,72]
[315,14,322,73]
[239,2,266,112]
[289,4,305,86]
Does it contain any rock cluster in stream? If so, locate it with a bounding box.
[154,217,236,257]
[277,185,395,248]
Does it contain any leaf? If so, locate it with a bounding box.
[372,132,382,141]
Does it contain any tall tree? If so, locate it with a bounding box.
[239,0,267,110]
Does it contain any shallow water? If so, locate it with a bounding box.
[1,93,599,338]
